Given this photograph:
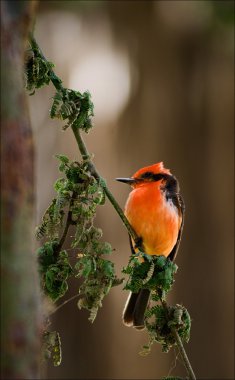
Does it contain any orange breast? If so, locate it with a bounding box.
[125,183,181,256]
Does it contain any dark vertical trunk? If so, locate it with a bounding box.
[1,1,41,378]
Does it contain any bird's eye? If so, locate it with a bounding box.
[139,171,154,180]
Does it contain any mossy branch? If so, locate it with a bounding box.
[29,35,138,245]
[27,36,196,379]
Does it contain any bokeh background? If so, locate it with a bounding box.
[29,1,234,379]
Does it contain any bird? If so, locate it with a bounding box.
[116,162,184,330]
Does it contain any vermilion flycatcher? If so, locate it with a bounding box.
[116,162,184,329]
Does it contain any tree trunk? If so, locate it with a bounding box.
[1,1,41,378]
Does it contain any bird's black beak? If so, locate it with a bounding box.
[115,177,136,185]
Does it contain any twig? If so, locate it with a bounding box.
[56,192,75,253]
[160,296,196,380]
[57,208,72,250]
[49,293,80,316]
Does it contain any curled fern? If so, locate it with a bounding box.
[123,254,177,295]
[50,89,94,133]
[26,39,94,134]
[25,50,55,93]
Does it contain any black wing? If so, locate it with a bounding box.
[128,234,143,254]
[128,234,136,255]
[168,193,185,261]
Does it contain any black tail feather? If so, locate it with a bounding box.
[122,292,139,327]
[123,289,150,329]
[133,289,150,329]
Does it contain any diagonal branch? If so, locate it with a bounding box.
[71,124,139,243]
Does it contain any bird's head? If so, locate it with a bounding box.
[116,162,171,187]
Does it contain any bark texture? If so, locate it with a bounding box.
[1,1,41,378]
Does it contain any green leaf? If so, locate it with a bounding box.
[54,178,65,192]
[55,154,69,164]
[101,242,112,255]
[39,248,72,302]
[76,257,94,278]
[100,259,114,277]
[37,241,58,271]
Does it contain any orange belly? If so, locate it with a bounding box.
[125,183,181,256]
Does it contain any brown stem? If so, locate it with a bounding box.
[49,293,80,316]
[56,192,75,254]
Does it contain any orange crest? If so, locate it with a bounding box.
[132,162,171,179]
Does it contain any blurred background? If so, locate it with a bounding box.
[29,1,234,379]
